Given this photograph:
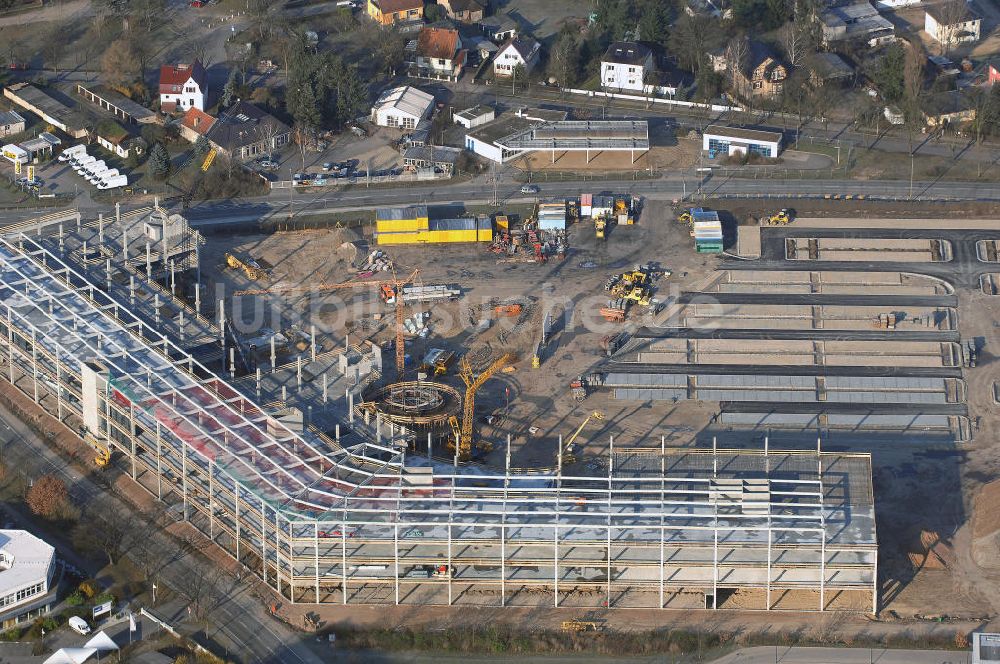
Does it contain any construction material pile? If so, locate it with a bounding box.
[358,250,394,276]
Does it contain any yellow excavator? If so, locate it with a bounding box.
[84,433,110,468]
[560,411,604,467]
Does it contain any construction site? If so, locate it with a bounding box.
[12,194,1000,621]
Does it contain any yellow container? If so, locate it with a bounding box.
[495,215,508,231]
[375,218,428,234]
[478,228,493,242]
[376,231,422,245]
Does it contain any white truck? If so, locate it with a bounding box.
[91,168,119,185]
[72,154,96,172]
[58,145,86,162]
[97,174,128,190]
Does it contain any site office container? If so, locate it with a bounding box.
[376,229,489,245]
[374,217,430,234]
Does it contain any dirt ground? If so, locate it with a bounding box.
[201,196,1000,633]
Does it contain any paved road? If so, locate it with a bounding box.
[711,645,970,664]
[719,401,968,415]
[0,402,320,664]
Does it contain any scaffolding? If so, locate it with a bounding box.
[0,215,877,612]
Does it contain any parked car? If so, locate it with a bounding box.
[520,184,540,194]
[68,616,91,635]
[258,159,278,170]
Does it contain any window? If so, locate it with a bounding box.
[438,58,446,66]
[753,81,762,89]
[628,67,636,73]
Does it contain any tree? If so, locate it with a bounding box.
[732,0,790,31]
[874,43,905,104]
[902,39,925,108]
[101,38,141,88]
[511,63,529,94]
[335,64,367,126]
[548,27,580,88]
[221,70,238,109]
[635,0,672,47]
[193,135,210,159]
[148,142,171,180]
[25,475,66,518]
[249,85,277,110]
[779,22,809,69]
[74,506,145,566]
[669,14,714,73]
[934,0,972,54]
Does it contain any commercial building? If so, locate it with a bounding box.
[925,2,981,47]
[703,125,782,158]
[371,86,435,129]
[0,111,25,138]
[375,205,492,244]
[466,113,647,165]
[4,83,88,139]
[0,530,57,628]
[0,206,876,613]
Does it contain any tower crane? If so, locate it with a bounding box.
[448,352,516,461]
[560,410,604,467]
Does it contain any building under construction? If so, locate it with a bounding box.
[0,207,877,612]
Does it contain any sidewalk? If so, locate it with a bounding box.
[711,646,970,664]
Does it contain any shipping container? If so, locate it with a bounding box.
[376,218,429,233]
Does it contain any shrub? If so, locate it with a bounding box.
[78,580,99,599]
[0,628,21,641]
[65,590,85,606]
[92,592,115,606]
[25,474,67,518]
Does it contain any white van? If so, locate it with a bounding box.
[72,155,96,172]
[97,174,128,190]
[83,160,106,177]
[58,145,86,162]
[91,168,118,185]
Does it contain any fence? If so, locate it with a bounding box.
[561,88,740,114]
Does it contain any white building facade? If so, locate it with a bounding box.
[925,6,981,47]
[493,37,540,77]
[600,42,654,93]
[370,86,435,129]
[0,530,57,628]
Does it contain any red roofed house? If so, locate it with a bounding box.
[412,27,466,82]
[159,60,207,113]
[179,107,216,143]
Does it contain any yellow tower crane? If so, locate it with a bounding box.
[448,352,516,461]
[560,410,604,467]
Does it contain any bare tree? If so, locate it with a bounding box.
[934,0,973,54]
[780,23,808,69]
[75,504,146,565]
[903,38,925,110]
[172,564,229,620]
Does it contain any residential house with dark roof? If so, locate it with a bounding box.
[205,101,290,160]
[729,42,787,100]
[493,36,540,77]
[158,60,207,113]
[411,27,467,81]
[805,52,854,87]
[600,42,654,92]
[367,0,423,25]
[925,1,981,48]
[439,0,485,22]
[479,13,517,43]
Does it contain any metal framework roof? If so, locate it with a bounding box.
[497,120,649,151]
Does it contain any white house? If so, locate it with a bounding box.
[0,530,56,628]
[370,86,435,129]
[925,2,981,48]
[600,42,654,92]
[703,125,782,158]
[493,37,541,77]
[158,60,207,112]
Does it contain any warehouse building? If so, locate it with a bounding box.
[4,83,88,139]
[703,125,782,159]
[375,205,492,244]
[0,206,877,613]
[371,86,435,129]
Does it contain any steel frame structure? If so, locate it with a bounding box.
[0,223,878,612]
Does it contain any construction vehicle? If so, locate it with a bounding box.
[201,147,217,172]
[623,285,652,307]
[595,218,606,240]
[569,375,588,401]
[84,432,110,468]
[676,209,693,225]
[561,410,604,467]
[448,352,517,461]
[561,620,602,632]
[225,252,269,280]
[494,304,523,317]
[420,348,454,376]
[763,208,795,225]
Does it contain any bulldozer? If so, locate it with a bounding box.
[763,208,795,225]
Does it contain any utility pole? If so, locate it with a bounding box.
[909,153,915,200]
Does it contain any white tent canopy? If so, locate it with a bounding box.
[43,647,98,664]
[85,630,119,651]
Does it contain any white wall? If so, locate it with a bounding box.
[373,109,420,128]
[160,76,205,111]
[465,134,502,162]
[601,62,647,92]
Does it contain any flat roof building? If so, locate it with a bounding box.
[703,125,782,158]
[0,530,57,628]
[371,86,435,130]
[4,83,88,138]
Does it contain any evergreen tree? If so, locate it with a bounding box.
[148,142,171,179]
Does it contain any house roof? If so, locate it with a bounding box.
[704,124,783,143]
[417,27,460,60]
[497,36,539,61]
[159,60,206,93]
[206,101,289,152]
[480,13,517,32]
[807,52,854,79]
[372,85,435,120]
[371,0,423,12]
[445,0,484,12]
[926,1,980,25]
[602,42,653,66]
[0,111,24,126]
[922,90,975,117]
[181,107,217,136]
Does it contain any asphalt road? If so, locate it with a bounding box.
[719,401,968,415]
[631,327,961,342]
[712,646,971,664]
